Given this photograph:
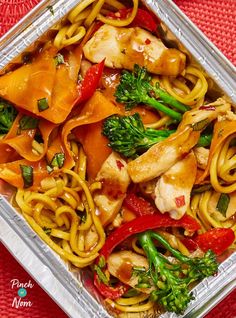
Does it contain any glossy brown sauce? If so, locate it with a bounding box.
[116,258,133,283]
[100,178,125,200]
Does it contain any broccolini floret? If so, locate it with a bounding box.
[0,98,18,134]
[138,230,218,314]
[114,64,190,122]
[103,113,212,158]
[102,113,174,158]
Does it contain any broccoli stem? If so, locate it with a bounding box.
[153,85,190,113]
[144,95,182,121]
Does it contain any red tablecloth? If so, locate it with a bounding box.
[0,1,236,317]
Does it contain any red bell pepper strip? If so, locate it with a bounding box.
[73,59,105,107]
[107,8,159,33]
[181,237,198,253]
[100,214,200,259]
[123,192,156,216]
[194,228,235,256]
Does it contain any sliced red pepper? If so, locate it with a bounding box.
[194,228,235,256]
[181,237,198,252]
[100,214,200,259]
[94,273,128,299]
[73,59,105,107]
[107,8,159,33]
[123,192,156,216]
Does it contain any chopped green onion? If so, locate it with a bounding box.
[47,5,54,15]
[46,165,53,174]
[54,53,65,67]
[216,193,230,217]
[51,153,65,168]
[43,227,51,235]
[122,288,140,298]
[20,165,33,188]
[98,255,106,269]
[192,119,209,131]
[37,98,49,112]
[192,184,212,195]
[94,265,109,285]
[19,115,39,130]
[135,283,151,289]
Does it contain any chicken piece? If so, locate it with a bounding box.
[154,152,197,219]
[128,98,231,183]
[83,25,186,76]
[107,251,151,293]
[94,152,130,226]
[193,146,209,170]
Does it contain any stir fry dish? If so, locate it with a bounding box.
[0,0,235,316]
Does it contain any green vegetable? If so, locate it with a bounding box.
[192,119,209,131]
[115,64,190,121]
[37,98,49,112]
[47,5,54,15]
[196,133,213,147]
[94,265,109,285]
[20,165,33,188]
[43,227,51,235]
[50,153,65,168]
[19,115,39,130]
[102,113,174,158]
[54,53,65,67]
[138,230,218,314]
[102,113,212,158]
[216,193,230,217]
[192,184,212,195]
[0,98,18,134]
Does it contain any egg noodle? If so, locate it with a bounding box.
[0,0,235,316]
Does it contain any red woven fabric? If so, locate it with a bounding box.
[0,1,235,317]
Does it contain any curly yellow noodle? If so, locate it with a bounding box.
[63,169,105,252]
[25,193,58,211]
[84,0,105,28]
[33,203,57,229]
[78,230,85,251]
[210,135,236,193]
[105,0,125,10]
[15,189,33,215]
[190,194,208,233]
[68,0,96,24]
[78,195,93,230]
[89,181,102,192]
[97,0,138,26]
[116,294,149,306]
[199,191,223,228]
[61,191,78,209]
[23,213,98,267]
[54,24,86,49]
[32,140,44,154]
[51,229,70,240]
[106,298,154,312]
[161,66,208,106]
[63,187,81,206]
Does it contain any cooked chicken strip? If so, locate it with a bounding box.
[94,152,130,226]
[107,251,151,293]
[154,152,197,219]
[83,25,186,76]
[128,98,231,183]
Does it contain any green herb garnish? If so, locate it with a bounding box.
[47,5,54,15]
[37,98,49,112]
[216,193,230,217]
[0,98,18,134]
[54,53,65,67]
[20,165,33,188]
[51,153,65,168]
[192,119,209,131]
[43,227,51,235]
[19,115,39,130]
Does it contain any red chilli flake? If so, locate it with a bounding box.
[199,105,216,111]
[145,38,151,45]
[175,195,185,208]
[116,160,124,170]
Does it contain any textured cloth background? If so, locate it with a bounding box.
[0,0,236,317]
